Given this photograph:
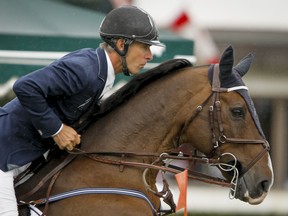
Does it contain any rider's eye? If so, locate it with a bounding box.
[231,107,245,118]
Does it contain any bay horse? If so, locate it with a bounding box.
[16,46,274,216]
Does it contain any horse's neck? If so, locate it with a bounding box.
[82,67,208,154]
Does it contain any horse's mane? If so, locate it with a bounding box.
[73,58,192,132]
[99,59,192,116]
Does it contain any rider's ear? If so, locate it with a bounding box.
[115,39,125,51]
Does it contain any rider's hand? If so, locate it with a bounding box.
[52,124,81,151]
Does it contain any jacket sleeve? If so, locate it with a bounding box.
[13,58,90,138]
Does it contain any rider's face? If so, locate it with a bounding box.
[125,41,153,75]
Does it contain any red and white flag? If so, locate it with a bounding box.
[171,10,219,64]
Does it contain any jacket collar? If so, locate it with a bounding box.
[95,47,108,82]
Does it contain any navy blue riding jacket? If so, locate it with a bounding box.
[0,47,108,172]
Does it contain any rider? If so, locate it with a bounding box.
[0,5,164,215]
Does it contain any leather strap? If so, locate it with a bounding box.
[18,154,77,201]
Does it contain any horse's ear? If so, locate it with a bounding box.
[219,46,234,80]
[233,53,254,77]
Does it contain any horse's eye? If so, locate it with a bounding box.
[231,107,245,118]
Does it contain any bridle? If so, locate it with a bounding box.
[180,64,270,178]
[209,64,270,174]
[162,63,270,202]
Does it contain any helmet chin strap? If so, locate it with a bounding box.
[112,39,133,76]
[120,56,130,76]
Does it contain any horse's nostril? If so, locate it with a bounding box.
[260,180,270,192]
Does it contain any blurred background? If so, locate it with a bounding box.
[0,0,287,215]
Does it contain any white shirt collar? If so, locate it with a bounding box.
[101,50,115,98]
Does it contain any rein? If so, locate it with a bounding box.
[68,148,231,187]
[66,148,231,215]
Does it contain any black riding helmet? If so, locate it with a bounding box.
[99,6,165,75]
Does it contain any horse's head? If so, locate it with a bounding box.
[182,46,274,205]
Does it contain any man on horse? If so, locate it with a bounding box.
[0,6,164,215]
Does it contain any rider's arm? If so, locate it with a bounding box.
[12,58,88,144]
